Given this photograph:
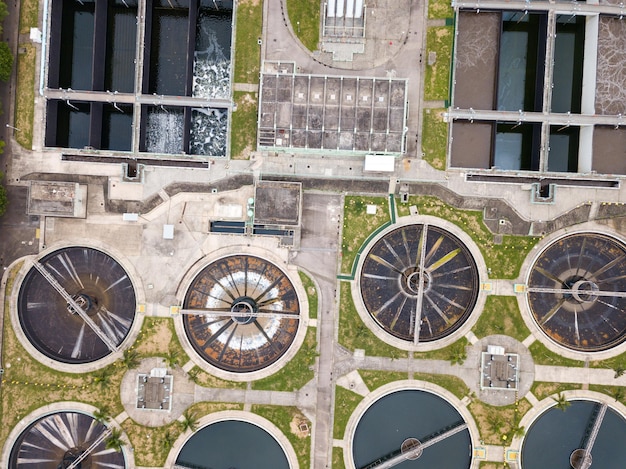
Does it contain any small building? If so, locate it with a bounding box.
[27,181,87,218]
[480,345,519,391]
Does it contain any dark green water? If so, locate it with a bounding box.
[352,390,471,468]
[522,400,626,468]
[175,420,290,469]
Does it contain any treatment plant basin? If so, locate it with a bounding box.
[351,389,472,468]
[521,399,626,469]
[526,232,626,351]
[17,247,137,364]
[8,411,127,468]
[359,224,479,344]
[175,419,290,468]
[182,254,301,373]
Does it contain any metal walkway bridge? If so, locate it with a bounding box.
[571,402,608,469]
[65,428,112,469]
[360,422,469,469]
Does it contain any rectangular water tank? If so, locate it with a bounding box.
[328,0,336,17]
[346,0,355,18]
[355,0,363,18]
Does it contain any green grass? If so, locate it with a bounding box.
[122,419,182,466]
[589,349,626,370]
[473,296,531,341]
[230,91,258,159]
[333,447,346,469]
[15,43,35,149]
[397,195,539,278]
[421,108,447,170]
[338,281,408,359]
[413,373,470,399]
[529,341,585,367]
[299,270,318,319]
[19,0,39,33]
[234,0,262,84]
[469,399,531,445]
[428,0,454,19]
[252,327,317,391]
[415,337,469,364]
[358,370,408,391]
[424,27,454,101]
[589,385,626,407]
[341,196,391,274]
[285,0,320,51]
[334,386,363,439]
[530,382,582,401]
[253,405,311,469]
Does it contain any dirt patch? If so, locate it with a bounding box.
[289,414,311,438]
[238,0,260,6]
[134,318,175,356]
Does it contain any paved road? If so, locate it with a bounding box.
[291,192,343,469]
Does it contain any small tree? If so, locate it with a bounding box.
[162,429,175,449]
[92,367,113,388]
[179,410,199,433]
[0,41,13,82]
[105,427,124,453]
[164,348,181,368]
[120,348,140,370]
[552,392,571,411]
[609,387,625,402]
[93,405,111,424]
[614,365,625,379]
[449,342,467,365]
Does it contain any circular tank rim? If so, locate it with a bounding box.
[354,215,488,352]
[514,390,626,468]
[9,242,145,373]
[174,246,309,381]
[343,380,478,469]
[517,226,626,361]
[164,410,300,469]
[0,401,133,468]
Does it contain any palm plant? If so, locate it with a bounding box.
[179,410,199,433]
[105,427,124,453]
[162,429,175,449]
[121,348,141,370]
[164,349,181,368]
[92,368,113,388]
[552,392,571,411]
[93,405,111,424]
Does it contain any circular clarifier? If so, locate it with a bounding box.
[8,411,126,468]
[521,400,626,468]
[18,247,137,364]
[182,255,300,373]
[352,389,472,468]
[359,224,479,343]
[175,420,289,469]
[527,233,626,351]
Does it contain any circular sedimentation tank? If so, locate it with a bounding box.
[18,247,137,364]
[527,233,626,351]
[352,389,472,468]
[175,420,289,468]
[8,411,126,468]
[182,254,300,372]
[521,400,626,468]
[359,224,479,343]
